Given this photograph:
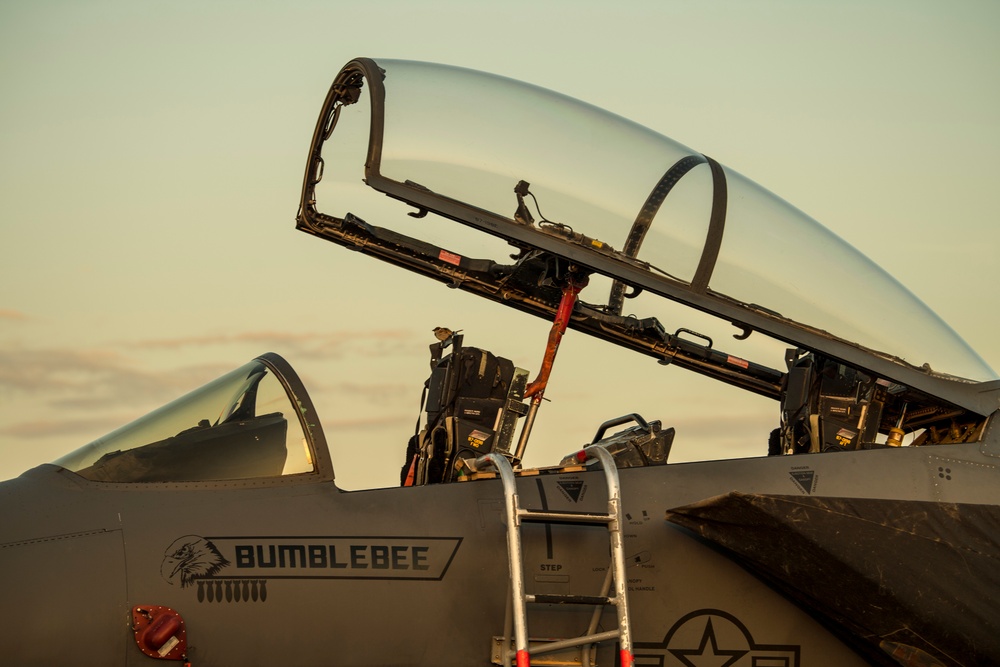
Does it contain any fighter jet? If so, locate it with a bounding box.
[1,57,997,667]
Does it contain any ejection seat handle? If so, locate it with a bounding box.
[591,413,650,443]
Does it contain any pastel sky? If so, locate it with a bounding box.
[2,0,998,488]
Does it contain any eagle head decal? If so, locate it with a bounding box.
[161,535,230,587]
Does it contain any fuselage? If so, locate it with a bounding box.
[2,425,997,666]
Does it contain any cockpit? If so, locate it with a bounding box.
[296,57,997,471]
[48,58,998,487]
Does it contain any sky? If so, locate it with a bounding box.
[2,0,998,489]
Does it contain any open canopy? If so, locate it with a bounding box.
[298,58,997,417]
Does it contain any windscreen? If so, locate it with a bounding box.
[53,359,315,483]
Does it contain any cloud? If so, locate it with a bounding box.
[128,329,420,360]
[325,415,412,431]
[314,381,414,403]
[0,329,436,457]
[0,346,238,420]
[0,326,422,403]
[0,343,242,453]
[0,415,135,440]
[0,347,135,393]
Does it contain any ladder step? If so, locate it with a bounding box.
[477,448,634,667]
[526,594,613,606]
[518,509,613,524]
[528,630,622,656]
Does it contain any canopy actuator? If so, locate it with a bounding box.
[513,272,588,461]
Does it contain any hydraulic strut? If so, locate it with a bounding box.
[514,275,587,461]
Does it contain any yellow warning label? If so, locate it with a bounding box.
[468,429,490,449]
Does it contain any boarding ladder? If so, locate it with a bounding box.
[474,446,634,667]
